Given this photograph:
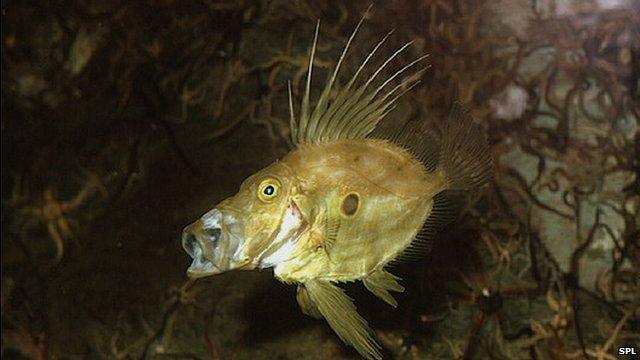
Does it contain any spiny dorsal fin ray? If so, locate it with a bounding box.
[363,269,405,307]
[343,67,428,139]
[320,40,413,141]
[294,20,320,145]
[306,12,367,140]
[289,18,428,145]
[316,30,394,142]
[288,81,296,141]
[304,280,382,360]
[325,43,423,140]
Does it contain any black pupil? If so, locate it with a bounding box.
[264,185,275,196]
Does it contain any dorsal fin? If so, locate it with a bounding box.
[380,102,492,263]
[288,15,428,145]
[438,102,493,190]
[375,118,441,172]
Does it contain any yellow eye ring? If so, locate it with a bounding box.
[257,178,281,202]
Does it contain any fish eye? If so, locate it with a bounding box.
[264,185,275,195]
[258,178,281,202]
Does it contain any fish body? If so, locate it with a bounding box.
[266,139,441,283]
[182,18,492,360]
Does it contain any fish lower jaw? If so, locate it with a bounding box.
[186,257,221,278]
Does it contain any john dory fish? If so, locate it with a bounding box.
[181,17,492,359]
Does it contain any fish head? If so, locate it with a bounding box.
[182,161,302,278]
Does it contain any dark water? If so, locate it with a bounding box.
[2,1,638,359]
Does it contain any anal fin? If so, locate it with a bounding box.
[304,280,382,360]
[363,269,405,307]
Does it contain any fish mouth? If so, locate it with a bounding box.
[182,224,222,278]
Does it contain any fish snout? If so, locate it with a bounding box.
[182,218,223,278]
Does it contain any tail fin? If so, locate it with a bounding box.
[439,103,493,191]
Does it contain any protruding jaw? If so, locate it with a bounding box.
[181,162,303,279]
[182,208,244,279]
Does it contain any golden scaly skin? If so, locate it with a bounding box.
[272,139,445,283]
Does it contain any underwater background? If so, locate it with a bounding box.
[2,0,639,359]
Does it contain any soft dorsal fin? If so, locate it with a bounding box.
[288,16,428,145]
[385,102,492,263]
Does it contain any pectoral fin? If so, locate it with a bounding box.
[309,198,342,257]
[363,269,405,307]
[304,280,382,360]
[322,198,342,253]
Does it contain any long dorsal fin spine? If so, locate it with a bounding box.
[372,54,430,98]
[308,15,366,140]
[326,41,415,140]
[287,81,297,142]
[345,30,394,90]
[297,20,320,144]
[343,67,426,139]
[342,59,428,139]
[330,87,386,139]
[377,104,397,126]
[317,31,394,142]
[336,41,421,136]
[325,85,369,140]
[361,64,426,124]
[290,19,429,145]
[362,41,414,91]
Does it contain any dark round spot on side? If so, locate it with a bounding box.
[341,193,359,216]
